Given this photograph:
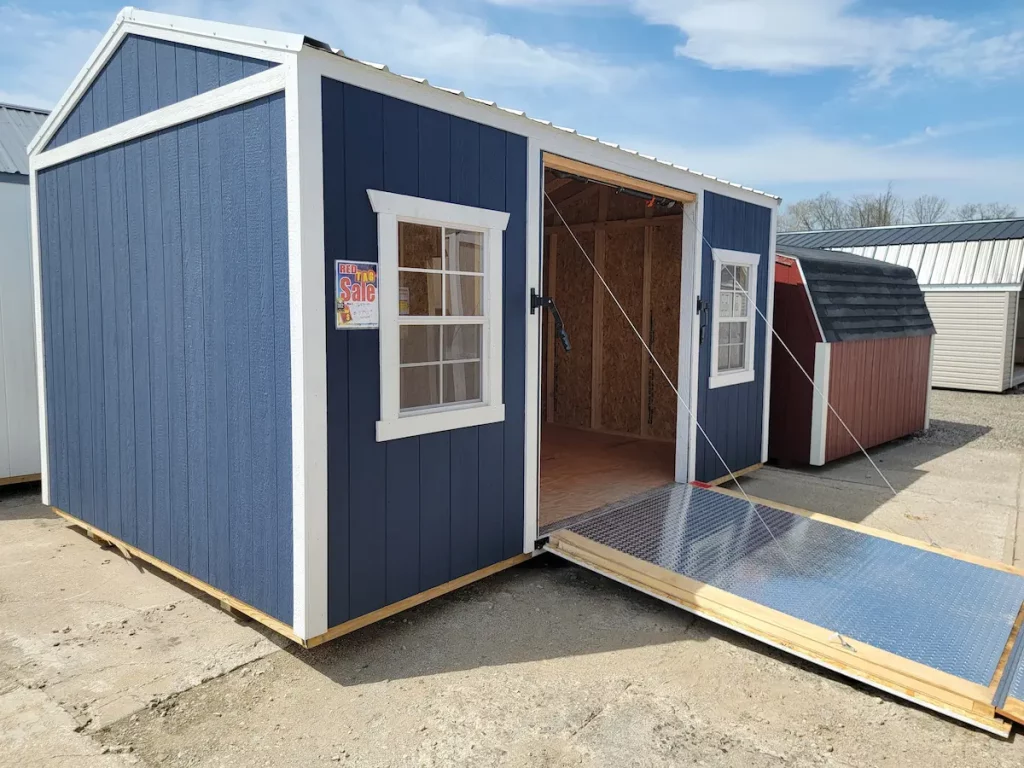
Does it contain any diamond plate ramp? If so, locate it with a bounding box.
[544,483,1024,736]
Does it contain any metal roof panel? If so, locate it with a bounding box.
[0,103,47,175]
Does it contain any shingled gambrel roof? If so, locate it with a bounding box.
[777,244,935,343]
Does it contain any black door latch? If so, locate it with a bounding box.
[531,289,572,352]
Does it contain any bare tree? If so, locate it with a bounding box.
[779,192,849,231]
[908,194,949,224]
[952,202,1018,221]
[847,183,904,228]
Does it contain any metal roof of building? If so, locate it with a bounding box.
[0,103,48,175]
[777,244,934,342]
[778,221,1024,289]
[778,219,1024,248]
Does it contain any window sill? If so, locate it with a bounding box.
[708,369,755,390]
[376,404,506,442]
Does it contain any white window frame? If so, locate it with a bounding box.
[368,190,510,441]
[708,248,760,390]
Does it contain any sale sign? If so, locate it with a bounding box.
[335,260,379,329]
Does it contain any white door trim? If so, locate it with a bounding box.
[524,139,542,551]
[810,342,832,466]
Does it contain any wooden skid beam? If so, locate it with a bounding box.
[705,463,763,487]
[0,473,42,487]
[306,554,532,648]
[547,529,1012,736]
[1000,697,1024,726]
[705,484,1024,577]
[543,153,697,205]
[52,507,302,644]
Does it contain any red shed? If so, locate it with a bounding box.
[769,245,935,466]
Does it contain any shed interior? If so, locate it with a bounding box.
[538,165,684,531]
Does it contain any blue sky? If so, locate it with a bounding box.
[2,0,1023,210]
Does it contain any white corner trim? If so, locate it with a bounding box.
[708,247,760,391]
[761,210,778,463]
[676,194,700,483]
[810,342,831,466]
[377,405,506,442]
[32,66,288,171]
[29,9,301,155]
[28,170,50,505]
[924,335,935,430]
[523,138,542,552]
[367,190,511,231]
[794,258,826,342]
[686,192,704,483]
[287,54,328,641]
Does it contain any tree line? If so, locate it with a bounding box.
[780,183,1018,232]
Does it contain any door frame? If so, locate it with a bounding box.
[526,151,702,547]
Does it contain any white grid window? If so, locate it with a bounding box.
[709,248,760,389]
[369,191,510,441]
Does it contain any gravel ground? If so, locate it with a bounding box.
[924,385,1024,453]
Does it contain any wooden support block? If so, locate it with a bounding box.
[0,473,42,487]
[705,462,763,487]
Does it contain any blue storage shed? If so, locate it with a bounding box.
[28,8,780,645]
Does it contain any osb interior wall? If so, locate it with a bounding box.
[543,178,681,439]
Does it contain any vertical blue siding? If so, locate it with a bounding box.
[38,94,293,625]
[695,192,772,482]
[45,34,274,151]
[322,79,528,627]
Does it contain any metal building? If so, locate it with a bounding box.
[0,103,46,485]
[779,221,1024,392]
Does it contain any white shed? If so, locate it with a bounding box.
[779,220,1024,392]
[0,103,47,484]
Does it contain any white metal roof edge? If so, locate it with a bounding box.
[782,217,1024,237]
[27,7,305,156]
[29,8,780,205]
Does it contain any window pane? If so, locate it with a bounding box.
[400,325,441,365]
[730,343,744,369]
[443,361,482,404]
[399,222,442,270]
[443,325,482,362]
[735,266,749,291]
[401,365,441,409]
[445,229,483,273]
[720,321,743,343]
[399,270,443,316]
[733,294,748,318]
[446,274,483,316]
[720,264,735,289]
[717,341,731,372]
[720,292,733,318]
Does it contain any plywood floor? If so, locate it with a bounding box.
[539,424,675,531]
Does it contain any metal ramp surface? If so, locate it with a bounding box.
[544,483,1024,736]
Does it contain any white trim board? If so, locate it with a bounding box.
[761,209,778,464]
[32,66,287,171]
[677,194,700,483]
[686,192,705,483]
[28,169,49,504]
[286,55,328,640]
[809,342,832,466]
[28,7,302,155]
[523,138,542,552]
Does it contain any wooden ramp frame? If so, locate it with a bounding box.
[544,484,1024,736]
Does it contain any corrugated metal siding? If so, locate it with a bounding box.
[321,78,527,627]
[768,259,820,465]
[835,240,1024,289]
[0,178,41,479]
[0,104,47,175]
[37,94,293,624]
[925,292,1011,392]
[695,192,772,482]
[45,34,274,151]
[824,336,930,463]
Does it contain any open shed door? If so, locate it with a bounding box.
[544,482,1024,736]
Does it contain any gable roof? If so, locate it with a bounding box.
[777,244,934,343]
[30,8,778,206]
[0,104,48,175]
